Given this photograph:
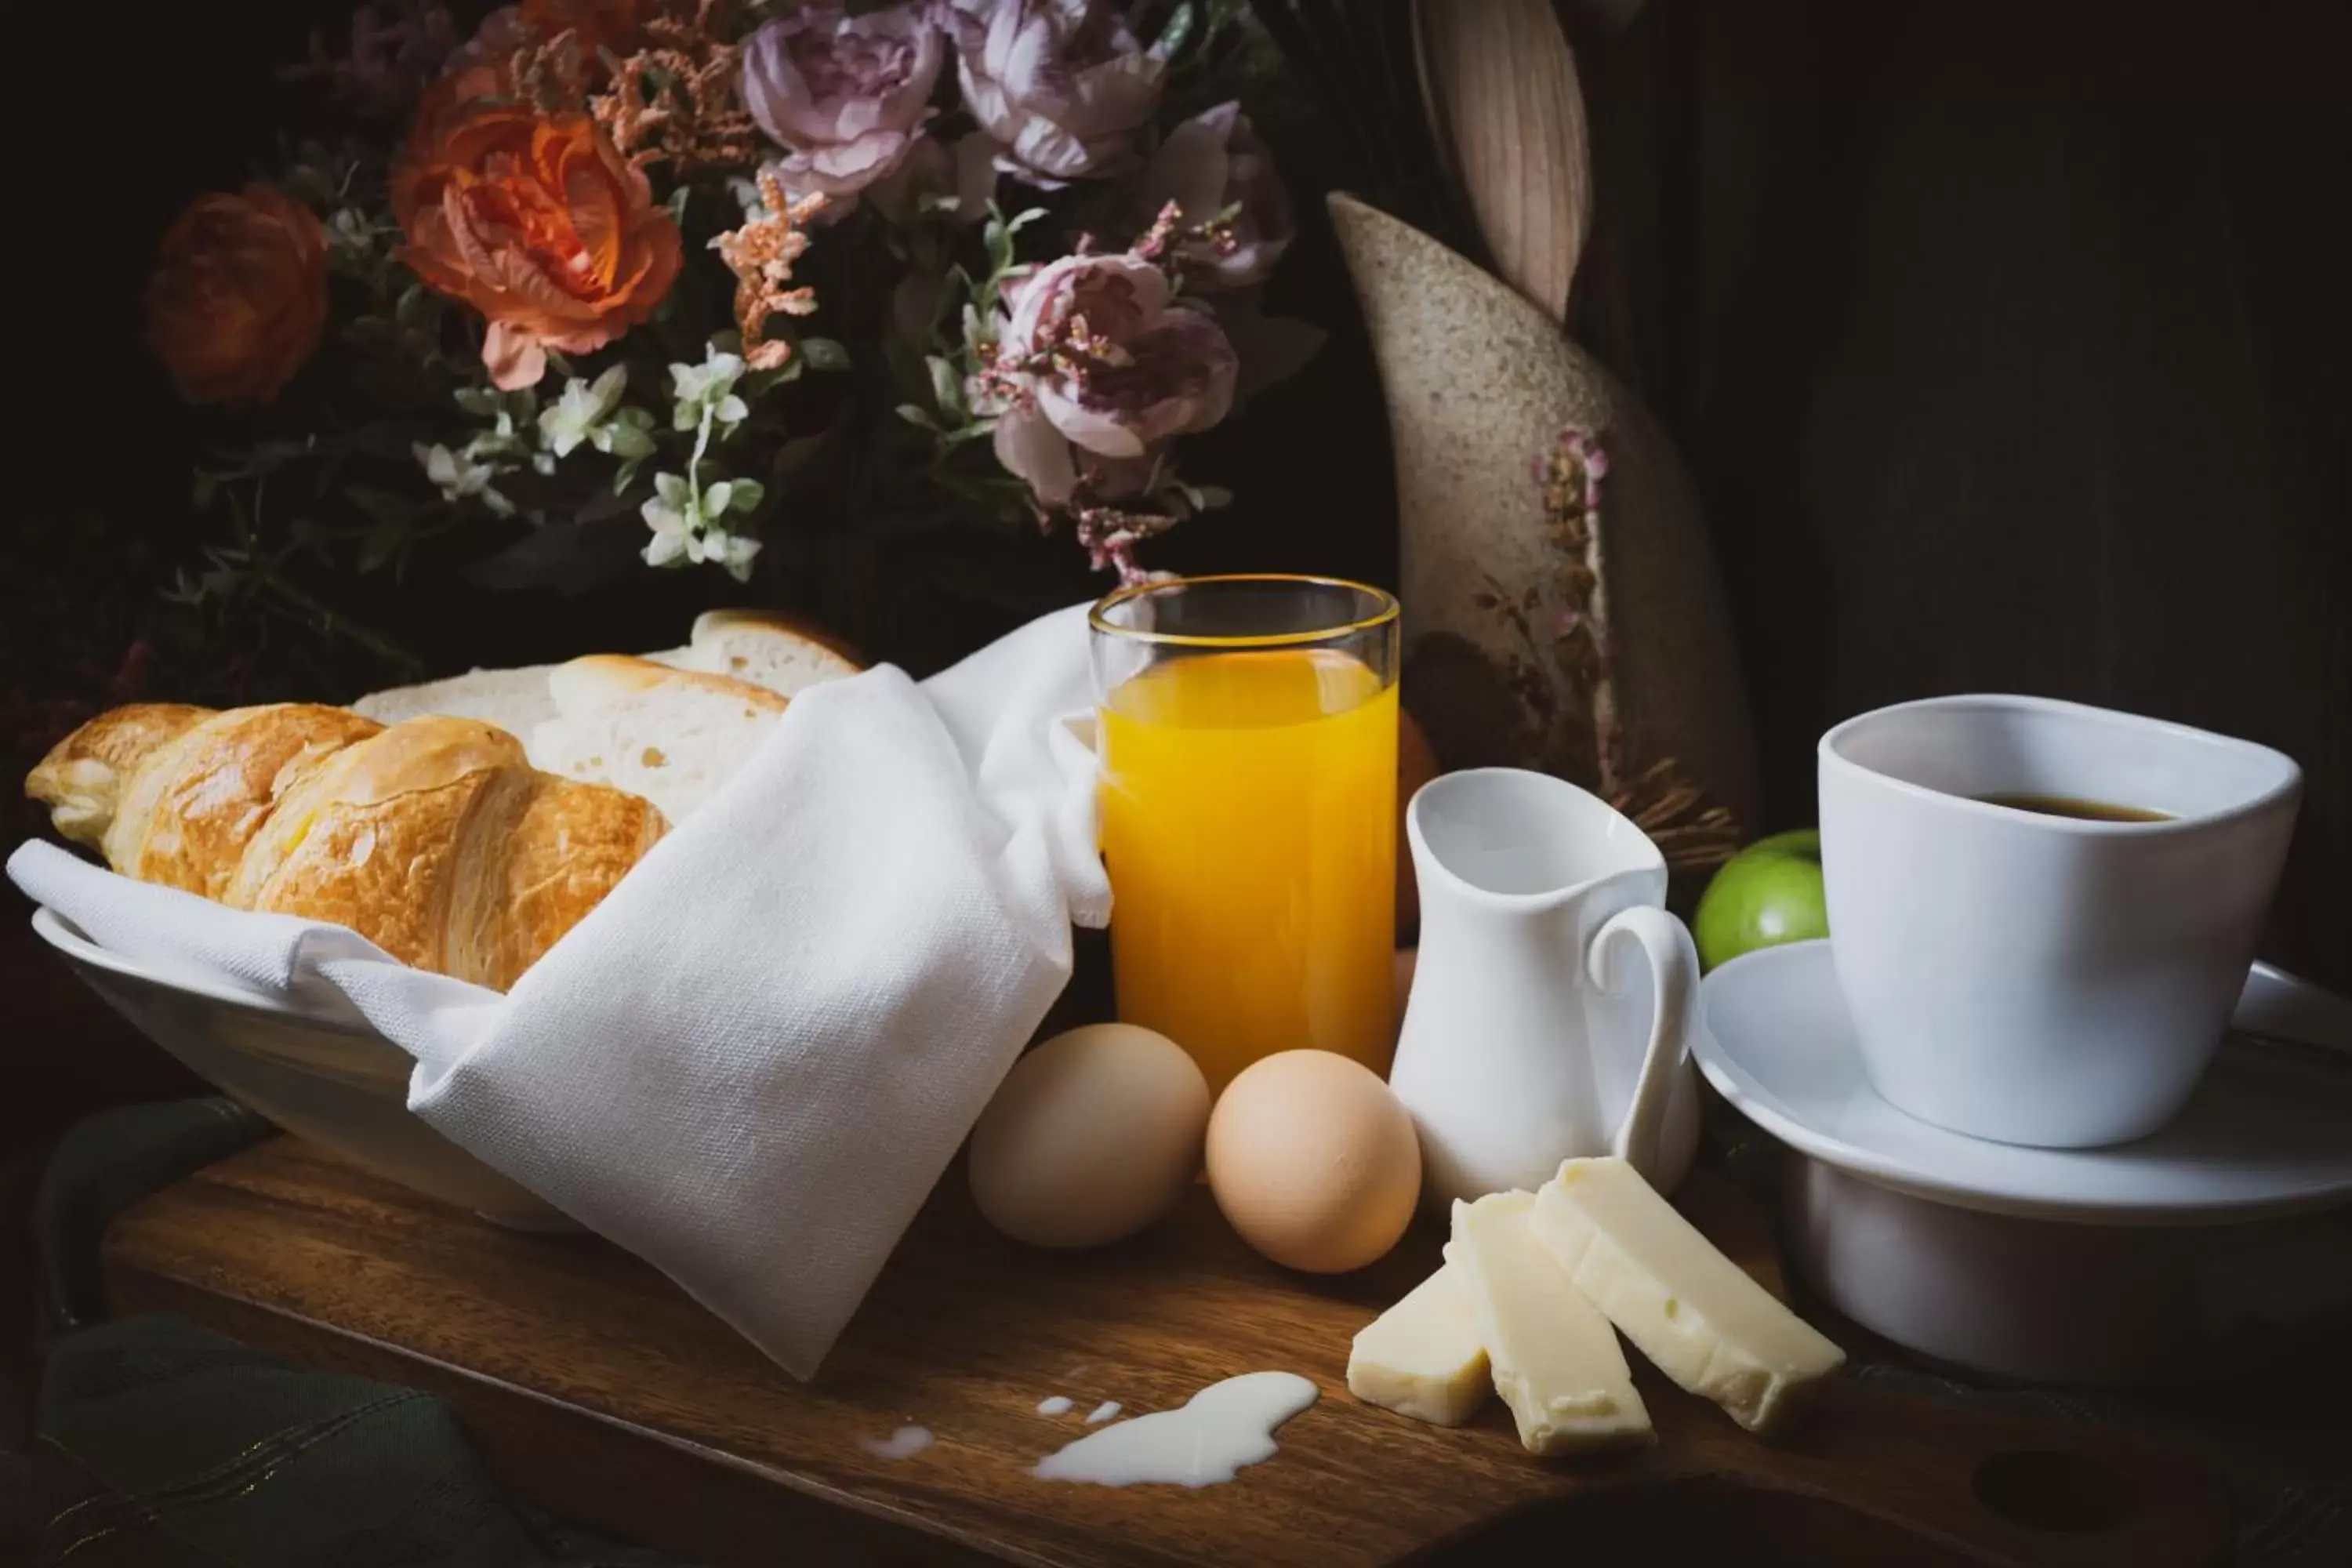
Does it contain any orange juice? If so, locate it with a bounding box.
[1098,648,1399,1092]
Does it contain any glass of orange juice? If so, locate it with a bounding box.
[1091,575,1402,1094]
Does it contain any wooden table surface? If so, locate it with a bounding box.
[103,1138,2229,1568]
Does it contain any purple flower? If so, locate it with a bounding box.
[981,252,1237,506]
[940,0,1166,186]
[1133,101,1294,289]
[741,4,946,204]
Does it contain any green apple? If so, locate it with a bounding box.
[1693,829,1828,972]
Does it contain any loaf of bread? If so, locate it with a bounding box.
[25,703,666,989]
[350,609,861,742]
[349,662,564,737]
[644,608,863,691]
[532,656,789,826]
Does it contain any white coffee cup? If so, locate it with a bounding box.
[1818,695,2300,1148]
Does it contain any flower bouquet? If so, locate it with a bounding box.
[146,0,1316,674]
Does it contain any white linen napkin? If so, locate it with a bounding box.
[8,603,1111,1377]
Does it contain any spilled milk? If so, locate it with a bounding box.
[861,1425,933,1460]
[1032,1372,1318,1487]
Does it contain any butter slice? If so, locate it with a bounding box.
[1531,1158,1846,1434]
[1347,1264,1491,1426]
[1448,1192,1653,1455]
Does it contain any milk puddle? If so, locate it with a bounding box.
[861,1425,933,1460]
[1032,1372,1317,1487]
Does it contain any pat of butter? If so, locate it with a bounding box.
[1448,1192,1653,1455]
[1346,1264,1490,1426]
[1531,1157,1846,1434]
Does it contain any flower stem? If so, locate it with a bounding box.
[252,574,423,676]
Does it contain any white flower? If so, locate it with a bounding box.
[728,175,773,222]
[324,206,376,266]
[638,470,765,576]
[670,346,750,431]
[414,441,514,517]
[709,528,763,582]
[642,514,693,567]
[539,365,630,458]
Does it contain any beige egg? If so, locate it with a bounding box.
[1206,1050,1422,1273]
[969,1023,1210,1249]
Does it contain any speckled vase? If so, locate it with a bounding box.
[1329,193,1759,861]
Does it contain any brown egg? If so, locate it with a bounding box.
[1206,1050,1422,1273]
[1396,710,1440,941]
[969,1024,1210,1249]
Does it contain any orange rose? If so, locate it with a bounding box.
[393,106,682,390]
[519,0,645,55]
[143,184,328,407]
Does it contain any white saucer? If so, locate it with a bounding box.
[1694,941,2352,1225]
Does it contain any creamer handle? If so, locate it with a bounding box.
[1589,904,1699,1185]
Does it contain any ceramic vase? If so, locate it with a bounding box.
[1328,193,1759,862]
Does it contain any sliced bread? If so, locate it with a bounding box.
[350,665,562,738]
[531,655,789,825]
[645,608,862,695]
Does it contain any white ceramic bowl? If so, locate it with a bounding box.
[32,906,569,1229]
[1784,1156,2352,1386]
[1698,940,2352,1385]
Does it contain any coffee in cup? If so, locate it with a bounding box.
[1817,695,2299,1148]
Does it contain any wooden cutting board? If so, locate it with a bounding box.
[103,1138,2227,1567]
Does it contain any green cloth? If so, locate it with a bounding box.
[34,1098,270,1336]
[38,1316,550,1568]
[29,1102,701,1568]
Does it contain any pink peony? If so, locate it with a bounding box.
[982,252,1237,506]
[1134,101,1294,289]
[941,0,1165,186]
[741,4,946,203]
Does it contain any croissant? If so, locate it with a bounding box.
[26,702,666,989]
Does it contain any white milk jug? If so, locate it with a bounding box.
[1391,768,1701,1201]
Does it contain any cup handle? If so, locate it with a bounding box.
[1588,905,1700,1185]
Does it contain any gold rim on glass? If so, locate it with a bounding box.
[1087,573,1402,650]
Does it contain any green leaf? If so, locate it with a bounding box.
[895,403,939,430]
[596,423,657,459]
[926,356,965,419]
[358,522,407,574]
[344,485,418,527]
[1156,0,1199,58]
[394,285,434,330]
[726,478,765,514]
[799,336,851,372]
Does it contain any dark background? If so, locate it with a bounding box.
[3,0,2347,1420]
